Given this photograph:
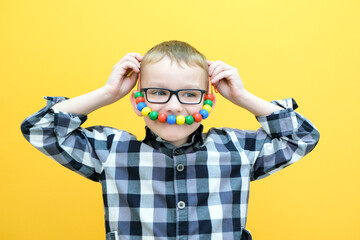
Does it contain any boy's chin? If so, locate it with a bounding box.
[144,119,200,144]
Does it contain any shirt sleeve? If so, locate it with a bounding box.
[235,98,320,181]
[20,96,120,182]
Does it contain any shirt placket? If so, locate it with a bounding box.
[172,147,189,239]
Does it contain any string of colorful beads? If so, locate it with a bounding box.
[134,92,215,125]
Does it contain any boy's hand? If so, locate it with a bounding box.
[208,60,284,116]
[207,60,247,105]
[105,53,143,103]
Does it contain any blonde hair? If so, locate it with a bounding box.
[140,40,208,76]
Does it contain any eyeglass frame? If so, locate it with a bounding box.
[140,87,207,104]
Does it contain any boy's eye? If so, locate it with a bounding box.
[150,90,168,96]
[180,90,200,98]
[184,93,196,97]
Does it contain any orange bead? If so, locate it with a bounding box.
[135,96,145,104]
[204,93,215,101]
[158,113,167,123]
[192,113,202,122]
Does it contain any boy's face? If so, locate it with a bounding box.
[134,56,208,147]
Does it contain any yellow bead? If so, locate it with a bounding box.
[176,115,185,125]
[202,104,212,113]
[141,107,152,116]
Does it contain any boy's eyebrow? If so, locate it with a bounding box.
[146,82,166,87]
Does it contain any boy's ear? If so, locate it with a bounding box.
[130,90,143,117]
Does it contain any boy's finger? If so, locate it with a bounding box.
[212,64,228,79]
[208,61,223,76]
[127,52,144,62]
[115,53,143,67]
[129,70,139,82]
[126,57,142,69]
[122,62,140,76]
[211,69,232,84]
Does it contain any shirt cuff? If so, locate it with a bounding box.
[43,96,88,137]
[255,98,299,138]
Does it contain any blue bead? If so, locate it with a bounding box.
[137,102,147,111]
[166,115,176,124]
[199,109,209,119]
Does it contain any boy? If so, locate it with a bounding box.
[21,40,320,240]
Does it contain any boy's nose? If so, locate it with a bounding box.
[164,94,183,113]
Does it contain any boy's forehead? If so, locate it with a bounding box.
[141,58,208,89]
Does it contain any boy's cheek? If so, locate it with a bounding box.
[146,104,161,113]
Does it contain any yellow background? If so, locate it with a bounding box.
[1,0,359,239]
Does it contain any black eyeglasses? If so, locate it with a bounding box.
[141,88,206,104]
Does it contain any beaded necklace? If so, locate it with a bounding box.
[134,75,217,125]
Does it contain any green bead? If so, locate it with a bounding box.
[134,92,144,99]
[185,115,194,125]
[149,111,159,120]
[204,99,213,107]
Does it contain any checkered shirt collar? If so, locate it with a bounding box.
[142,124,204,150]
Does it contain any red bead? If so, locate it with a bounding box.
[135,96,145,104]
[192,113,202,122]
[204,93,215,101]
[158,113,167,123]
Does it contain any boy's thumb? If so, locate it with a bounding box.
[129,71,139,83]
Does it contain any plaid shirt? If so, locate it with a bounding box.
[21,96,320,240]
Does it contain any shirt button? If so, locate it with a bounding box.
[174,149,182,155]
[176,163,185,172]
[177,201,186,209]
